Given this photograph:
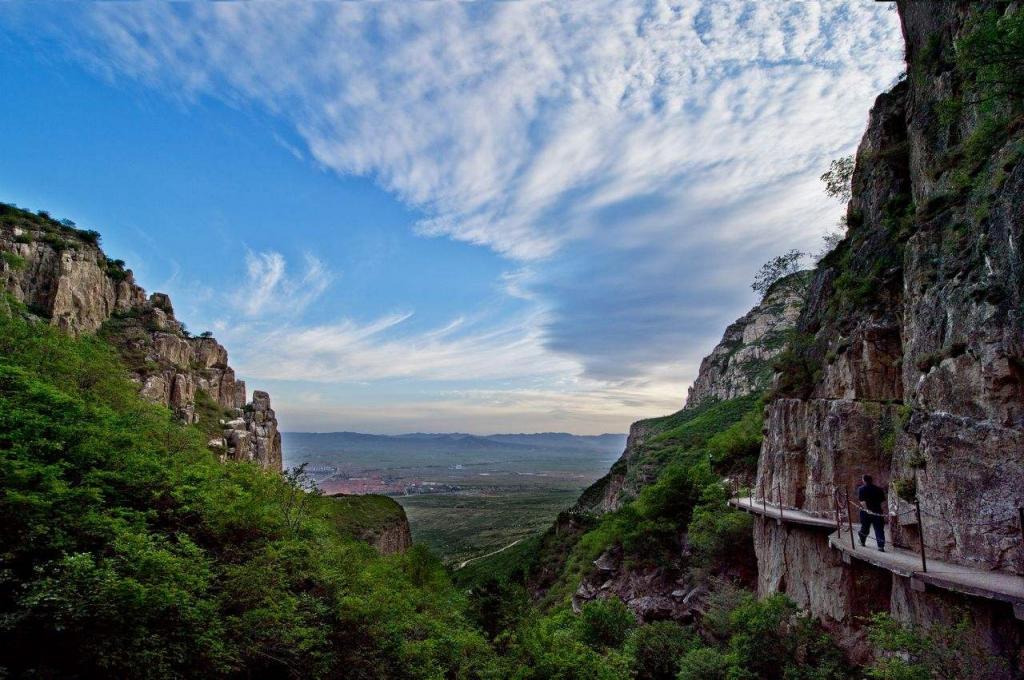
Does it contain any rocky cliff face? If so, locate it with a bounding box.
[369,517,414,555]
[327,494,413,555]
[686,272,808,409]
[0,206,282,471]
[0,214,145,335]
[753,0,1023,664]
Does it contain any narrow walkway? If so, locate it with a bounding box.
[728,496,837,529]
[829,525,1024,616]
[728,496,1024,619]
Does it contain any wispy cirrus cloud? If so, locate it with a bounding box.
[1,2,906,431]
[238,250,332,317]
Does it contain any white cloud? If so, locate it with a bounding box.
[238,250,332,317]
[227,310,576,384]
[54,1,902,263]
[7,1,907,430]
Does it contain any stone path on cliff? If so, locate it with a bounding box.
[729,496,1024,619]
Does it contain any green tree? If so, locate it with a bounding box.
[866,613,1007,680]
[821,156,854,203]
[751,250,803,297]
[625,620,697,680]
[577,598,636,650]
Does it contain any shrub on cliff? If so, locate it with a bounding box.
[957,7,1024,104]
[866,613,1007,680]
[578,598,636,650]
[752,250,804,297]
[677,592,852,680]
[624,620,697,680]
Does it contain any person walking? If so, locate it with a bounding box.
[857,474,886,552]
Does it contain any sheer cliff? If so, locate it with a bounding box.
[753,0,1023,664]
[0,204,282,471]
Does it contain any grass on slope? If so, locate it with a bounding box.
[545,396,761,606]
[399,488,580,567]
[327,493,407,539]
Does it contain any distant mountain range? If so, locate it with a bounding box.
[282,431,627,468]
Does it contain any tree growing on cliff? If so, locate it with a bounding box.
[751,250,803,297]
[821,155,854,203]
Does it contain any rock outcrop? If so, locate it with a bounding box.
[752,0,1023,665]
[560,275,807,620]
[686,272,808,409]
[369,517,414,555]
[0,205,282,472]
[327,494,413,555]
[0,213,145,335]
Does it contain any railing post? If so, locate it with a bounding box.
[847,491,857,552]
[762,478,767,519]
[777,484,784,524]
[1018,507,1023,547]
[833,489,842,536]
[915,499,927,573]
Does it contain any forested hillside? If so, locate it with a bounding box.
[0,301,494,677]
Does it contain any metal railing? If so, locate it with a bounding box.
[738,482,1024,577]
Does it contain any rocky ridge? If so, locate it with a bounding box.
[686,272,808,409]
[0,206,282,471]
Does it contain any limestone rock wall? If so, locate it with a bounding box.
[0,209,282,472]
[370,518,413,555]
[752,0,1024,666]
[0,219,145,334]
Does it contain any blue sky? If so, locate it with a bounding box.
[0,2,904,434]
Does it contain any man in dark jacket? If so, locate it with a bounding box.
[857,474,886,552]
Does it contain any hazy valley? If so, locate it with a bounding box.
[284,431,625,564]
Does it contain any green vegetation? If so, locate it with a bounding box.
[891,476,917,503]
[455,534,543,587]
[676,590,851,680]
[625,620,697,680]
[193,388,232,440]
[0,301,497,678]
[461,396,762,613]
[104,257,130,282]
[1,251,26,271]
[0,202,104,250]
[771,331,819,399]
[326,493,408,541]
[866,612,1007,680]
[97,308,162,377]
[1,202,132,284]
[751,249,803,297]
[404,488,581,567]
[957,7,1024,104]
[821,155,854,203]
